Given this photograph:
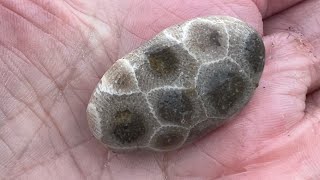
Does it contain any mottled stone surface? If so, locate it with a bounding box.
[86,16,265,152]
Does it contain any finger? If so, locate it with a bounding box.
[253,0,306,18]
[115,0,309,57]
[115,0,264,57]
[264,0,320,93]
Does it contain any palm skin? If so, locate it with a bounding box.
[0,0,319,179]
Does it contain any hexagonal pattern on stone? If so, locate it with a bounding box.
[86,16,265,152]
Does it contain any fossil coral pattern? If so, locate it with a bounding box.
[86,16,265,152]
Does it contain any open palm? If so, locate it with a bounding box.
[1,0,320,179]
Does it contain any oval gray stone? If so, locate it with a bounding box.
[86,16,265,152]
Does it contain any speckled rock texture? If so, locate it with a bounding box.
[86,16,265,152]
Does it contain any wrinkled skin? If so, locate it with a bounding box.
[0,0,320,179]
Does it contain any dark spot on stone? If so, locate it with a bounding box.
[206,72,246,115]
[193,26,222,51]
[157,90,193,125]
[245,33,265,73]
[146,46,179,75]
[209,30,221,46]
[255,83,259,87]
[207,73,246,114]
[112,110,145,144]
[153,131,184,149]
[197,63,248,117]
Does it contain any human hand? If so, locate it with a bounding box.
[0,0,319,179]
